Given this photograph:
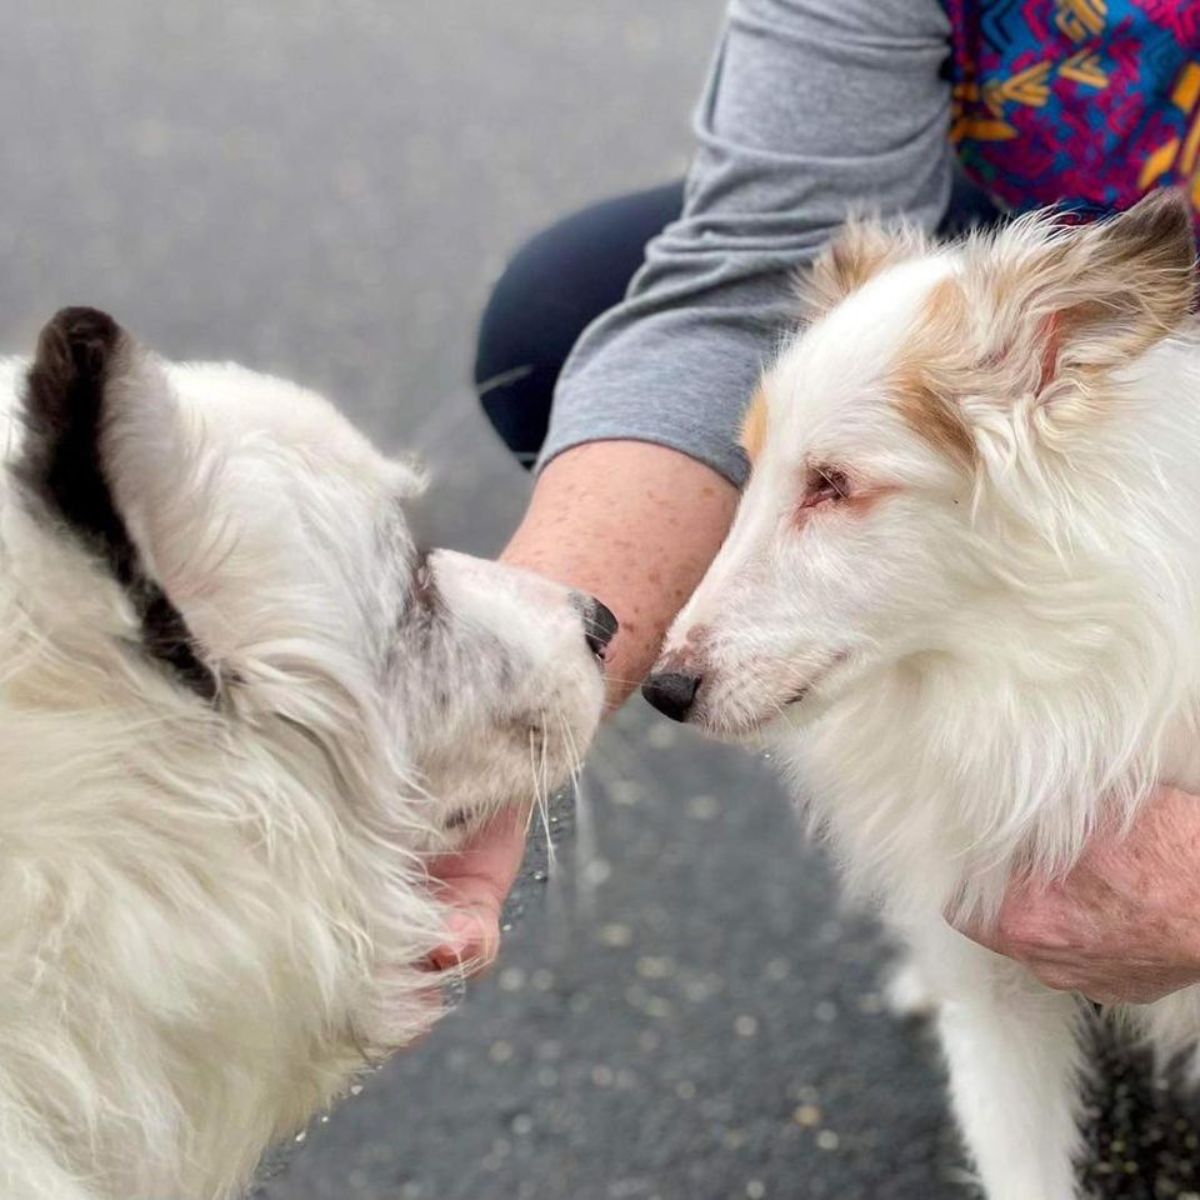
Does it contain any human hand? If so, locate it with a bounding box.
[954,786,1200,1005]
[425,442,735,976]
[426,803,531,975]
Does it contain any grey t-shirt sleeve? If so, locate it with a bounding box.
[537,0,955,487]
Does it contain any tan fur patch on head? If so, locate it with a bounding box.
[889,278,978,469]
[893,367,977,468]
[800,220,930,321]
[888,190,1195,470]
[739,385,769,464]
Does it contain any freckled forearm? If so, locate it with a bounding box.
[501,441,738,711]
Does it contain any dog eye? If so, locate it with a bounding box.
[801,466,850,510]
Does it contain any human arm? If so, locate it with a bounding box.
[432,0,954,971]
[540,0,955,483]
[428,440,738,972]
[503,441,740,708]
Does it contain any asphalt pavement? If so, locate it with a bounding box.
[1,4,1195,1198]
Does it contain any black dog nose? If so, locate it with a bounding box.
[583,598,619,659]
[642,672,701,722]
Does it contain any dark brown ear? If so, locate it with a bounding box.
[15,307,218,701]
[799,219,928,320]
[16,307,133,575]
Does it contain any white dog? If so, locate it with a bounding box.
[644,190,1200,1199]
[0,307,611,1200]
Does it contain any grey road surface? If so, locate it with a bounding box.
[0,5,1192,1199]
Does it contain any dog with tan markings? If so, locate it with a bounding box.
[644,190,1200,1199]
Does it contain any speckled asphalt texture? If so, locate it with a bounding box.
[2,4,1198,1198]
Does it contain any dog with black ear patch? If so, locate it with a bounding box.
[17,307,218,700]
[0,308,608,1199]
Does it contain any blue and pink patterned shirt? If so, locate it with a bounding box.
[946,1,1200,224]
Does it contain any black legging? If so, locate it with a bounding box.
[474,182,684,467]
[475,176,999,467]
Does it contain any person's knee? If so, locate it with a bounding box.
[476,183,684,392]
[474,183,684,465]
[474,231,574,464]
[475,213,599,390]
[474,213,612,464]
[475,243,545,391]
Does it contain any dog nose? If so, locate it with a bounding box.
[642,671,701,722]
[583,598,619,659]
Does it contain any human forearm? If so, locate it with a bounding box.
[429,0,954,982]
[502,440,738,710]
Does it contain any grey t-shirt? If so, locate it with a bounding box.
[538,0,954,487]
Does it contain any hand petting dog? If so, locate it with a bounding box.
[957,785,1200,1007]
[428,804,531,974]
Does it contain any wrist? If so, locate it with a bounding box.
[501,440,738,710]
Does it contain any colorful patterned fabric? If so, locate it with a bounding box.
[944,1,1200,226]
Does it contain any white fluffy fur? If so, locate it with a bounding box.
[0,332,604,1199]
[654,192,1200,1199]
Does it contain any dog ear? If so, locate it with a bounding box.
[984,190,1195,402]
[16,307,219,700]
[800,218,929,321]
[18,307,136,574]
